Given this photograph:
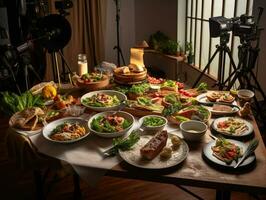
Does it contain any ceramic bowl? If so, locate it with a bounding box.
[180,120,207,141]
[81,90,127,112]
[139,115,167,132]
[88,111,134,138]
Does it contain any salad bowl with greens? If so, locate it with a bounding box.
[139,115,167,131]
[88,111,134,138]
[81,90,127,111]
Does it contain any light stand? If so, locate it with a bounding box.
[20,52,42,90]
[0,51,21,93]
[193,32,239,90]
[113,0,125,67]
[38,14,72,84]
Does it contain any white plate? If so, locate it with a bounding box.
[9,111,44,136]
[211,117,253,137]
[203,139,256,168]
[42,117,90,143]
[119,133,189,169]
[208,104,240,115]
[81,90,127,112]
[196,93,237,106]
[88,111,134,138]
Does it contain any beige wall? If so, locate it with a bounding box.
[104,0,135,65]
[135,0,177,42]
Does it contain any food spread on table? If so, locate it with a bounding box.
[2,70,258,170]
[216,117,249,135]
[49,122,86,141]
[82,93,120,108]
[211,138,243,164]
[91,115,132,133]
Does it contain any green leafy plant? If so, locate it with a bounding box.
[0,91,44,116]
[149,31,169,51]
[161,40,179,55]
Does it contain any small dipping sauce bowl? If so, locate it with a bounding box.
[180,120,208,142]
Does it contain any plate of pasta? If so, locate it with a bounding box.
[211,117,253,137]
[42,117,90,143]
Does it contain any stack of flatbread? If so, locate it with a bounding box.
[9,107,45,131]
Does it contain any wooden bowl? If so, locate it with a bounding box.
[113,68,147,84]
[76,74,109,91]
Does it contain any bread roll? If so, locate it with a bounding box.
[140,131,168,160]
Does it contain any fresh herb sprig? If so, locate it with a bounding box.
[103,131,140,157]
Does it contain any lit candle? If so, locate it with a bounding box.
[78,54,88,76]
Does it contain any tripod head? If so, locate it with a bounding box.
[219,32,230,47]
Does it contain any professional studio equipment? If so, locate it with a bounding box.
[113,0,126,67]
[223,8,266,110]
[193,8,265,94]
[37,14,72,85]
[192,28,238,90]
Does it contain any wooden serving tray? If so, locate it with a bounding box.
[122,107,162,117]
[113,68,147,84]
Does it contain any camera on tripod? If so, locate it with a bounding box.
[209,15,256,39]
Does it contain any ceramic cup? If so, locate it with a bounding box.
[237,89,254,107]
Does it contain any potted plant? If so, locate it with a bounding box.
[161,40,179,56]
[185,42,194,64]
[179,45,185,58]
[149,31,169,51]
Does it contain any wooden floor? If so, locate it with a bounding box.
[0,116,266,200]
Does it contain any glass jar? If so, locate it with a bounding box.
[77,54,88,76]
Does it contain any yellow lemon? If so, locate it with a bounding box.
[42,85,57,99]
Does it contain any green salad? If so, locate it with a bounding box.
[82,93,120,107]
[143,116,166,127]
[165,93,179,104]
[128,83,150,95]
[161,80,176,88]
[91,115,132,133]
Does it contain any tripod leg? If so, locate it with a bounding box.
[0,56,21,94]
[27,64,42,81]
[119,48,126,66]
[25,64,29,90]
[54,53,61,87]
[51,53,57,81]
[192,48,220,88]
[58,50,72,75]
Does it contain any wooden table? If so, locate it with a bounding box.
[103,116,266,200]
[4,104,266,200]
